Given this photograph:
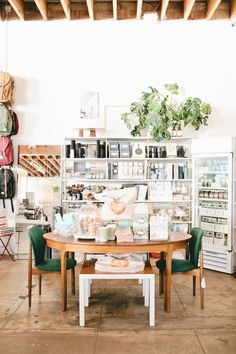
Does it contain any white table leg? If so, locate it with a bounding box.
[79,276,85,326]
[88,279,92,297]
[143,278,149,307]
[84,278,89,307]
[149,275,155,327]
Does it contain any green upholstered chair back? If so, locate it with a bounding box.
[189,227,204,268]
[28,226,46,267]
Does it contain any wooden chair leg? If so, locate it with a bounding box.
[39,274,42,295]
[71,252,75,295]
[28,246,32,307]
[71,267,75,295]
[200,277,204,309]
[193,276,196,296]
[199,242,204,309]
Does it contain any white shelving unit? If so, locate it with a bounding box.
[61,136,192,230]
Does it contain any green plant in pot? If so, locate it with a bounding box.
[121,87,157,137]
[121,85,179,142]
[179,97,212,130]
[121,83,212,142]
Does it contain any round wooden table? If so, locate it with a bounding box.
[44,231,191,312]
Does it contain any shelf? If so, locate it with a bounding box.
[203,243,228,252]
[148,157,191,162]
[62,178,191,183]
[172,221,192,224]
[62,136,192,213]
[197,187,228,190]
[66,136,192,141]
[108,158,146,161]
[200,215,228,219]
[62,178,107,182]
[199,171,228,175]
[62,200,104,204]
[63,157,191,162]
[62,178,146,183]
[148,136,192,141]
[199,198,228,202]
[148,179,191,182]
[134,200,192,204]
[62,199,192,206]
[63,158,107,162]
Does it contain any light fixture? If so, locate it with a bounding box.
[142,12,159,22]
[231,15,236,27]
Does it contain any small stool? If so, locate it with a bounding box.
[0,233,15,261]
[79,260,155,327]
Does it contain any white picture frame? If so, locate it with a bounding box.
[104,105,131,137]
[172,223,189,233]
[78,91,104,129]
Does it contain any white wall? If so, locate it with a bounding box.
[0,19,235,253]
[0,19,236,145]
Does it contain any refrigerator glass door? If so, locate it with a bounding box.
[192,153,233,272]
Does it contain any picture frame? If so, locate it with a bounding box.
[104,105,131,136]
[77,91,104,129]
[172,223,189,233]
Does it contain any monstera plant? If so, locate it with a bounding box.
[121,83,212,142]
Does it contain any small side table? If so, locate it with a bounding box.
[79,260,155,327]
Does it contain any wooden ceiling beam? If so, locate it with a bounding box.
[60,0,71,20]
[184,0,196,20]
[0,1,231,22]
[113,0,117,20]
[206,0,222,20]
[160,0,170,20]
[136,0,143,20]
[231,0,236,18]
[34,0,47,20]
[8,0,24,20]
[86,0,94,20]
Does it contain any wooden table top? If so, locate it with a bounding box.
[44,231,191,254]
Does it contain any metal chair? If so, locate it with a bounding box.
[0,231,15,261]
[0,216,15,261]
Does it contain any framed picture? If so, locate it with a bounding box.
[78,91,104,129]
[80,91,99,120]
[104,105,131,136]
[172,223,189,233]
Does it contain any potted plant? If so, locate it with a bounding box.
[121,83,212,142]
[179,97,212,130]
[121,86,178,141]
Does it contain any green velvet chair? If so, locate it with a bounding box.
[28,226,77,307]
[156,227,205,309]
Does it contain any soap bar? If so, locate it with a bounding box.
[111,258,129,267]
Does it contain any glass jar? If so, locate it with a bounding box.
[77,203,102,237]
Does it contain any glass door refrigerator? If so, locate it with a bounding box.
[192,138,235,274]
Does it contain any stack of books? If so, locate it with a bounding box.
[0,226,15,235]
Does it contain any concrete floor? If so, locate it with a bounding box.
[0,257,236,354]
